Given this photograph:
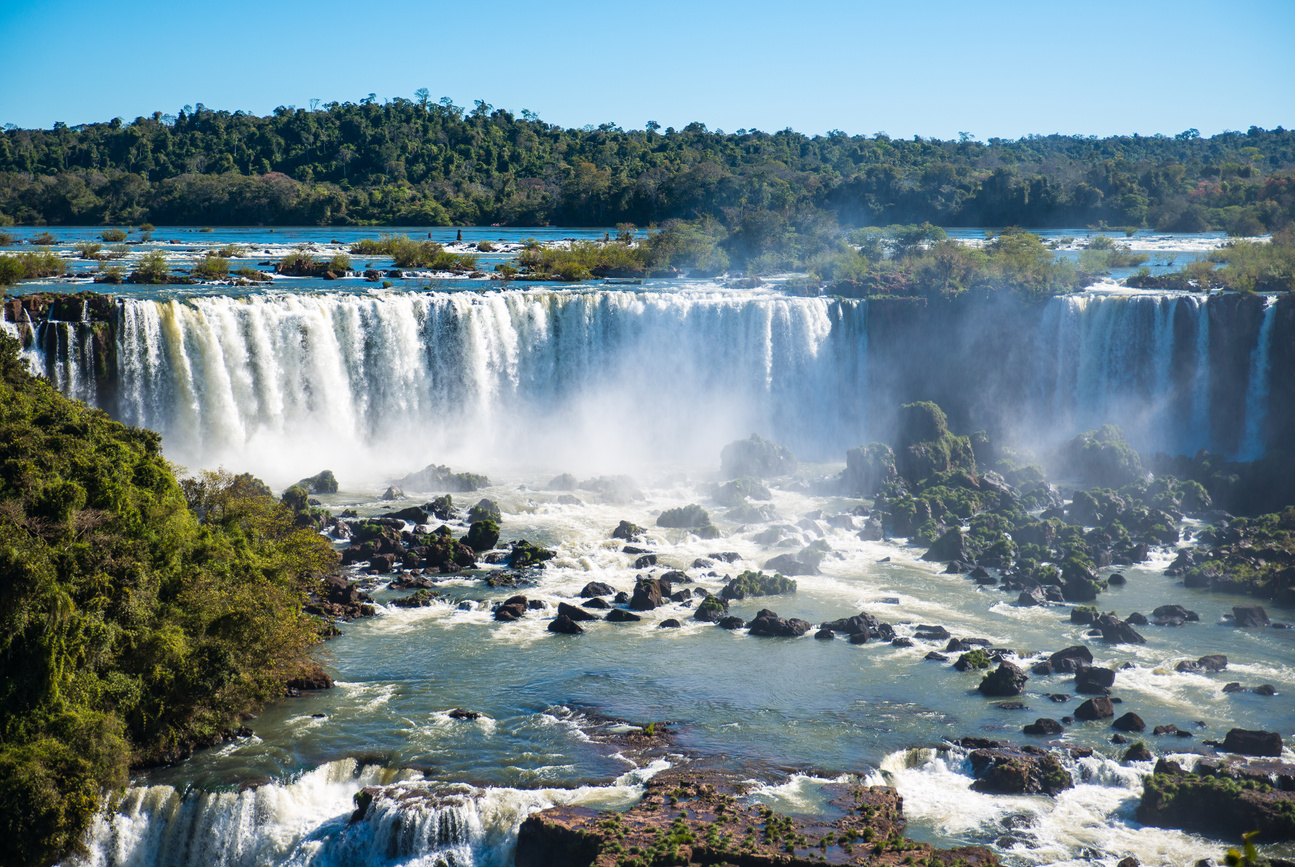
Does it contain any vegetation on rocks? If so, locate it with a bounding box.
[0,332,338,866]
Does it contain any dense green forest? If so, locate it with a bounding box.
[0,332,337,866]
[1,95,1293,233]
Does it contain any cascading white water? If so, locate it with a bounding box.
[9,287,1280,485]
[1238,296,1278,461]
[73,757,668,867]
[105,289,855,483]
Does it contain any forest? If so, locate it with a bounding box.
[0,332,338,866]
[1,95,1293,234]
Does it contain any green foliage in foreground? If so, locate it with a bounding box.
[0,333,337,866]
[0,250,65,285]
[1129,227,1295,293]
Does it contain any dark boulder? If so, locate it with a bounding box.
[1075,667,1117,694]
[978,661,1028,697]
[842,442,899,497]
[763,552,820,576]
[557,602,597,622]
[634,554,658,569]
[605,609,642,623]
[1096,613,1146,645]
[1123,742,1153,762]
[1152,604,1199,622]
[1049,645,1094,672]
[658,618,682,629]
[717,615,746,629]
[968,747,1073,796]
[630,577,670,611]
[748,608,811,638]
[693,594,729,623]
[579,581,615,598]
[1074,697,1115,720]
[1113,712,1146,732]
[582,598,609,609]
[1233,605,1271,628]
[923,527,974,563]
[548,614,584,635]
[387,505,430,524]
[1017,586,1048,607]
[1222,728,1284,757]
[1023,718,1065,736]
[815,628,836,640]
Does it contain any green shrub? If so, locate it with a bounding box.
[130,250,171,284]
[193,254,230,280]
[99,228,128,242]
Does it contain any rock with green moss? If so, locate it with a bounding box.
[280,484,309,513]
[978,660,1028,696]
[1057,425,1146,488]
[693,594,730,622]
[714,476,773,507]
[968,746,1073,796]
[297,469,339,494]
[720,570,796,600]
[397,463,490,493]
[894,402,977,485]
[720,433,796,479]
[657,504,713,531]
[467,498,501,523]
[507,540,556,569]
[463,519,500,554]
[843,442,899,497]
[1137,758,1295,840]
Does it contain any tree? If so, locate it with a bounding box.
[415,88,430,109]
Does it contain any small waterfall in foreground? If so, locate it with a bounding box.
[71,758,666,867]
[6,288,1281,484]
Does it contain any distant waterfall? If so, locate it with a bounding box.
[7,287,1281,484]
[1240,296,1278,460]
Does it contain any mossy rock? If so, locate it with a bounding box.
[297,469,339,494]
[657,504,712,529]
[720,433,796,479]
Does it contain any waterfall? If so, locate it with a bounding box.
[70,758,666,867]
[1238,296,1278,460]
[8,287,1279,484]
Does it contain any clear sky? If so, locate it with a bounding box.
[2,0,1291,139]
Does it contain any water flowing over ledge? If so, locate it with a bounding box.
[3,286,1287,484]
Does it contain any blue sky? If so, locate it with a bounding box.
[2,0,1291,138]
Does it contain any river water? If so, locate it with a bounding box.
[1,226,1288,866]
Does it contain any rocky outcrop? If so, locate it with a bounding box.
[515,768,1000,867]
[748,608,811,638]
[978,661,1028,697]
[720,433,796,479]
[968,746,1073,796]
[1137,758,1295,841]
[1222,728,1284,757]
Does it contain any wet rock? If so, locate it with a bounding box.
[717,615,746,629]
[1137,758,1295,840]
[1233,605,1271,628]
[1153,724,1181,736]
[658,618,682,629]
[1031,661,1053,676]
[448,708,481,720]
[925,651,948,661]
[605,609,641,623]
[763,551,820,576]
[1124,742,1153,762]
[748,608,812,638]
[1152,604,1199,623]
[494,595,528,621]
[923,527,974,563]
[1075,667,1117,694]
[630,577,671,611]
[547,473,578,491]
[381,486,404,500]
[548,614,584,635]
[613,591,630,604]
[915,624,952,641]
[1023,718,1064,736]
[579,581,615,598]
[1113,712,1146,732]
[515,767,994,867]
[1223,728,1284,757]
[1095,613,1146,645]
[1017,586,1048,606]
[1108,573,1127,585]
[888,636,911,646]
[582,598,609,609]
[978,661,1028,697]
[691,557,714,569]
[557,602,597,622]
[1126,611,1148,625]
[1074,697,1115,720]
[633,553,658,569]
[693,594,729,623]
[815,628,836,640]
[1049,645,1094,672]
[968,746,1073,796]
